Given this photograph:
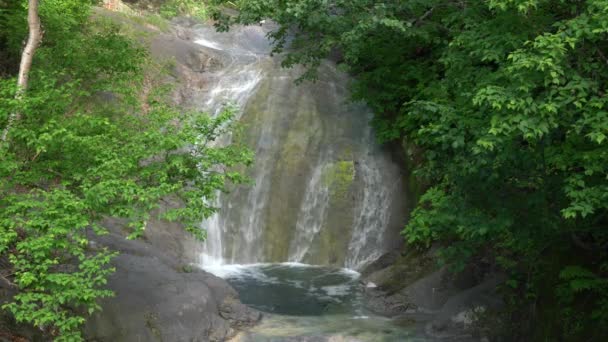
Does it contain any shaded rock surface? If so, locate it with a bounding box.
[0,301,44,342]
[362,249,503,341]
[140,198,203,265]
[85,218,261,342]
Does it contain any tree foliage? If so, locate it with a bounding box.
[212,0,608,339]
[159,0,211,20]
[0,0,251,340]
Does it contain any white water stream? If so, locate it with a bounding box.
[189,23,405,271]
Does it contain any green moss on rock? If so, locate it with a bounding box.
[322,161,355,200]
[143,312,162,341]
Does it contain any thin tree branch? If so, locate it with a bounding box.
[0,272,16,288]
[415,7,435,26]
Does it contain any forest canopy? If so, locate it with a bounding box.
[211,0,608,340]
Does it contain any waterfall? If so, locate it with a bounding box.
[342,124,400,269]
[189,23,406,270]
[193,25,268,266]
[287,161,331,262]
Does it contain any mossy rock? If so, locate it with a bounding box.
[322,160,355,201]
[144,312,163,340]
[367,248,438,295]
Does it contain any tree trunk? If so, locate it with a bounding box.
[1,0,42,143]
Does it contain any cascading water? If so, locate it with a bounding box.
[345,125,399,269]
[287,162,331,263]
[176,22,427,341]
[187,25,269,266]
[189,23,406,270]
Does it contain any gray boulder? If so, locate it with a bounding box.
[84,219,261,342]
[362,250,503,341]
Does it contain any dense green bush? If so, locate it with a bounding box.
[212,0,608,339]
[0,0,251,340]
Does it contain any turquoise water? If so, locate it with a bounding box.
[205,263,431,341]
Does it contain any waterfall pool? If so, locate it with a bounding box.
[188,22,424,340]
[203,263,431,341]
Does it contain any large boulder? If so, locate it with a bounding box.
[85,219,261,342]
[425,274,504,339]
[362,249,502,341]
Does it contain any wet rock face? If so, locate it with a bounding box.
[164,19,409,269]
[85,219,261,342]
[364,288,415,317]
[361,250,503,341]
